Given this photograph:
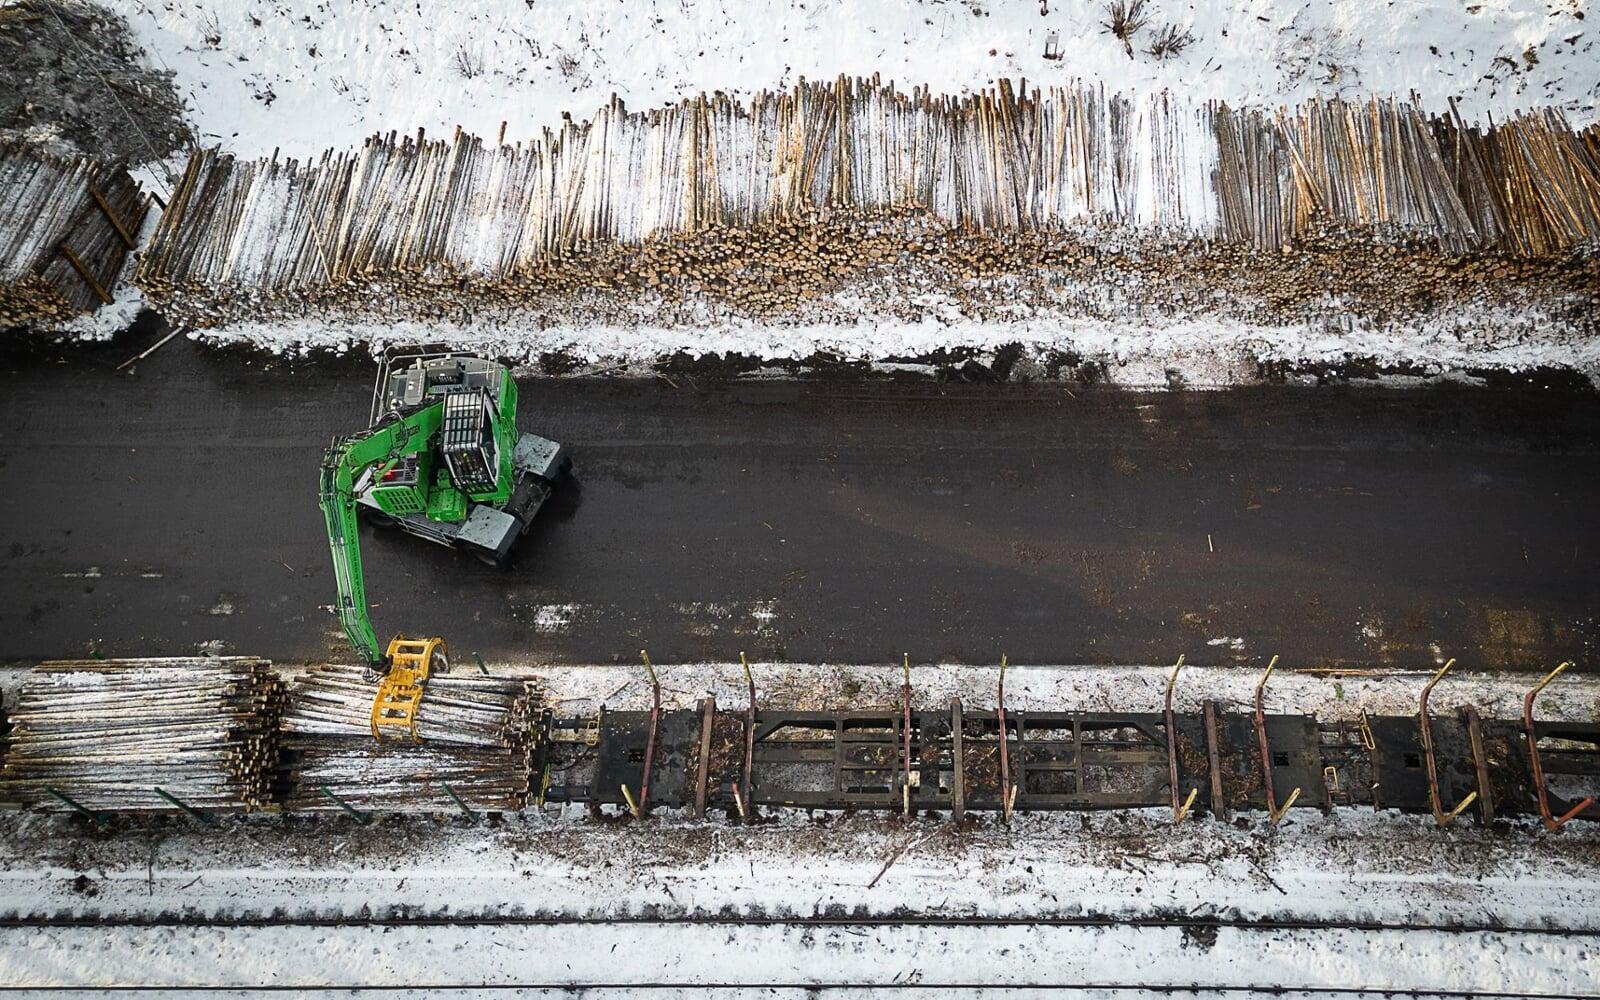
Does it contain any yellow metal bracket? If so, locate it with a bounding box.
[1165,655,1198,823]
[1358,712,1376,751]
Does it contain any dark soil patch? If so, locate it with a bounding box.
[0,0,191,164]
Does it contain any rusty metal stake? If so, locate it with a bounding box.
[1165,655,1198,823]
[1203,700,1228,821]
[740,651,756,822]
[998,654,1015,823]
[1461,705,1496,824]
[950,698,965,824]
[638,649,662,819]
[89,184,137,248]
[1254,655,1301,825]
[902,653,914,818]
[1524,662,1595,831]
[57,242,113,304]
[693,697,715,820]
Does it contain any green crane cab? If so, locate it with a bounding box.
[319,352,569,671]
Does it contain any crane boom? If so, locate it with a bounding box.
[318,402,444,668]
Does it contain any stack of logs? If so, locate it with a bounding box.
[0,658,284,814]
[279,665,541,813]
[134,80,1600,327]
[0,143,148,326]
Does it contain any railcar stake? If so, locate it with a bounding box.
[1461,705,1496,824]
[1203,700,1228,821]
[153,787,217,826]
[998,654,1015,823]
[638,650,662,818]
[902,654,913,818]
[950,698,966,824]
[1524,662,1595,831]
[317,786,370,825]
[44,786,107,826]
[1254,656,1302,825]
[741,651,756,822]
[693,697,715,820]
[1165,655,1198,823]
[442,783,478,821]
[1417,659,1478,827]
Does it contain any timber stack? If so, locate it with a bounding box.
[279,665,542,813]
[0,658,284,814]
[0,143,148,327]
[135,79,1600,327]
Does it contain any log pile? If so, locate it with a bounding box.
[0,658,284,814]
[135,79,1600,326]
[0,143,148,326]
[280,665,541,813]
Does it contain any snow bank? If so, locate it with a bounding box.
[191,296,1600,388]
[113,0,1600,162]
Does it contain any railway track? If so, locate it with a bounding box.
[1,919,1592,996]
[0,913,1596,936]
[5,986,1596,998]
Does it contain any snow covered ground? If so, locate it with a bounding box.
[111,0,1599,163]
[514,659,1600,725]
[3,921,1596,992]
[3,789,1598,991]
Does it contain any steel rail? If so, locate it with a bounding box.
[1,913,1597,936]
[0,984,1592,998]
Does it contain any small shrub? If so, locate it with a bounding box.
[1146,23,1195,60]
[199,11,222,49]
[454,46,485,79]
[1101,0,1149,57]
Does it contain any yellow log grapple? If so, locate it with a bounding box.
[370,636,448,742]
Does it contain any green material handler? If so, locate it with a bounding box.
[319,353,569,670]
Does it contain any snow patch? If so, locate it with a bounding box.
[111,0,1600,164]
[528,603,581,635]
[188,304,1600,387]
